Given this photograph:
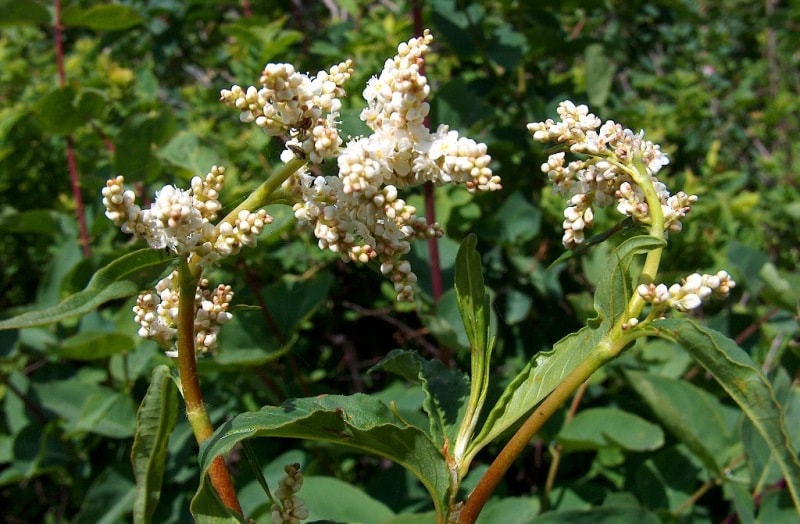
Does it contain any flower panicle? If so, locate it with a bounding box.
[270,463,309,524]
[102,166,273,265]
[103,166,269,353]
[636,270,736,313]
[287,30,500,301]
[527,100,695,249]
[132,272,234,355]
[220,59,354,164]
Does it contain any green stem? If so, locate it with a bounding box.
[176,259,243,516]
[219,156,306,227]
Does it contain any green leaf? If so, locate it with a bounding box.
[0,249,175,330]
[371,349,470,449]
[557,407,664,453]
[62,4,143,30]
[34,379,137,438]
[455,234,489,353]
[593,235,665,325]
[157,132,221,178]
[585,43,614,107]
[0,0,49,25]
[624,369,739,473]
[53,331,136,360]
[533,505,661,524]
[131,366,179,524]
[652,317,800,512]
[301,476,395,522]
[469,235,663,458]
[73,466,136,524]
[196,394,451,519]
[494,191,541,245]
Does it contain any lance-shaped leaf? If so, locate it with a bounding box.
[195,394,451,520]
[652,317,800,513]
[371,349,469,449]
[467,235,664,459]
[0,249,175,330]
[131,365,179,524]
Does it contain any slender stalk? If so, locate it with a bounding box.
[53,0,91,257]
[458,336,622,524]
[459,156,668,523]
[542,380,589,509]
[176,259,243,516]
[218,156,306,229]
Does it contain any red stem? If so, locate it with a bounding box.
[54,0,91,258]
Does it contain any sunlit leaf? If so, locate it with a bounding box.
[0,249,175,330]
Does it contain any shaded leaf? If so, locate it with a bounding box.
[0,0,49,25]
[371,349,469,449]
[196,394,450,519]
[157,132,221,178]
[625,369,738,473]
[0,249,175,330]
[62,4,143,30]
[34,379,137,438]
[53,331,135,360]
[652,317,800,512]
[557,407,664,453]
[131,366,179,524]
[74,466,136,524]
[301,476,395,522]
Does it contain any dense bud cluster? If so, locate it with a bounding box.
[103,166,267,354]
[220,60,353,163]
[287,30,501,301]
[132,273,234,355]
[637,271,736,313]
[528,101,696,249]
[270,463,309,524]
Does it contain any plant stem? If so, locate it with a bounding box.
[542,380,588,509]
[54,0,91,258]
[176,259,243,516]
[219,156,306,228]
[458,337,621,524]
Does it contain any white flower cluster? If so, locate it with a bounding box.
[270,463,309,524]
[636,271,736,313]
[103,166,271,353]
[528,101,696,249]
[102,166,272,265]
[220,60,354,163]
[132,272,234,355]
[288,30,501,301]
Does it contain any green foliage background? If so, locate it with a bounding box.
[1,0,798,522]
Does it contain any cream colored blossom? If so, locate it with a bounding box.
[528,101,693,249]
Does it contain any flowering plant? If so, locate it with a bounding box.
[1,28,798,524]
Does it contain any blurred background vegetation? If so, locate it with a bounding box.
[1,1,798,522]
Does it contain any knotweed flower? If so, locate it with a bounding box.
[220,60,354,163]
[131,272,234,355]
[637,271,736,313]
[103,166,268,353]
[528,101,696,249]
[270,463,309,524]
[286,30,501,301]
[102,166,272,265]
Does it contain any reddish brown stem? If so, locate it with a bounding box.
[54,0,91,257]
[176,262,243,517]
